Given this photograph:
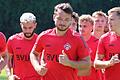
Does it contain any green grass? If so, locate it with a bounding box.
[0,69,7,80]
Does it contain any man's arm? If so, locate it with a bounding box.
[5,53,20,80]
[30,50,41,70]
[0,51,7,73]
[59,50,91,76]
[94,53,120,69]
[70,56,91,76]
[30,48,48,76]
[5,53,13,77]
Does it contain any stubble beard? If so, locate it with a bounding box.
[24,31,34,38]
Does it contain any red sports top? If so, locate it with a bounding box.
[80,35,103,80]
[0,32,6,53]
[34,28,89,80]
[97,31,120,80]
[7,32,41,80]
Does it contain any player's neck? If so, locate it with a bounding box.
[55,28,68,36]
[83,34,91,41]
[92,31,104,39]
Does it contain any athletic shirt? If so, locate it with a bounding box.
[7,32,41,80]
[87,35,99,62]
[0,32,6,71]
[97,31,120,80]
[34,28,89,80]
[0,32,6,53]
[80,35,102,80]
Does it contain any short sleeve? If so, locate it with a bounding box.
[77,36,90,60]
[0,32,6,53]
[96,37,105,55]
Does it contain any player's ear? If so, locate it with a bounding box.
[20,23,22,27]
[34,22,37,28]
[53,14,56,22]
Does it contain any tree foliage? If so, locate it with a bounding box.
[0,0,119,38]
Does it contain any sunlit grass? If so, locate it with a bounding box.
[0,68,7,80]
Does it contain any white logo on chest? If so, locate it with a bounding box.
[64,43,71,50]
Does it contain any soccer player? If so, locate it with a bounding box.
[92,11,108,80]
[0,32,7,73]
[70,12,79,31]
[78,14,101,80]
[30,3,91,80]
[6,12,41,80]
[92,11,108,39]
[94,7,120,80]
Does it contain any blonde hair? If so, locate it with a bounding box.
[108,7,120,17]
[79,14,94,25]
[92,11,107,19]
[20,12,36,23]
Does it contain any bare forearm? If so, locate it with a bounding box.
[5,65,12,77]
[68,56,91,70]
[30,51,40,69]
[77,68,90,76]
[0,54,7,71]
[94,60,111,69]
[68,56,91,76]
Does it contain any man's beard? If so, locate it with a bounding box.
[57,25,69,31]
[24,31,34,38]
[57,27,69,31]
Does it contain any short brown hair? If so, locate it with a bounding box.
[92,11,107,19]
[72,12,79,23]
[79,14,94,25]
[108,7,120,17]
[54,3,73,15]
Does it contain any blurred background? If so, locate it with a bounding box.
[0,0,120,80]
[0,0,120,39]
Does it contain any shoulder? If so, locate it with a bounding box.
[70,30,86,44]
[0,32,6,41]
[38,29,53,38]
[100,32,112,40]
[0,32,5,37]
[68,29,85,42]
[68,29,80,37]
[98,32,113,43]
[8,33,22,41]
[33,33,38,38]
[90,35,99,42]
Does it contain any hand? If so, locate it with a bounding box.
[0,56,4,62]
[35,50,48,76]
[109,54,120,66]
[8,75,20,80]
[59,50,70,66]
[35,64,48,76]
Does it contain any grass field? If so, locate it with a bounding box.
[0,69,7,80]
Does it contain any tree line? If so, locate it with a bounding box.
[0,0,119,38]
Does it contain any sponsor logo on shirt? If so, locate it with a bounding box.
[16,47,21,49]
[45,44,51,47]
[64,43,71,51]
[108,44,115,46]
[16,54,30,61]
[46,53,59,62]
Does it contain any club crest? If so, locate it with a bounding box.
[64,43,71,50]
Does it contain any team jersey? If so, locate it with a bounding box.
[80,35,103,80]
[97,31,120,80]
[0,32,6,72]
[34,28,89,80]
[0,32,6,53]
[7,32,41,80]
[87,35,99,62]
